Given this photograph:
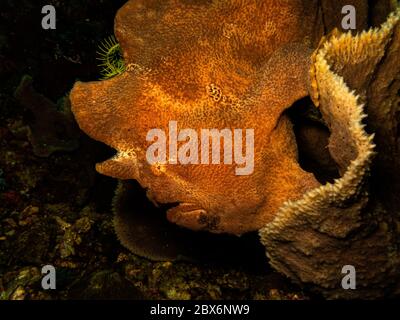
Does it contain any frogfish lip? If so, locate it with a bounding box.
[149,198,207,230]
[166,203,209,228]
[166,203,202,216]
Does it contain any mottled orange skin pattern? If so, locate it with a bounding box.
[70,0,362,234]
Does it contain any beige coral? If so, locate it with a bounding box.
[260,8,400,298]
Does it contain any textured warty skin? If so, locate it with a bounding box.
[71,0,327,235]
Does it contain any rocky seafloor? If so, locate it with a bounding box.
[0,0,308,300]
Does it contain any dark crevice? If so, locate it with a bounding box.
[286,97,340,184]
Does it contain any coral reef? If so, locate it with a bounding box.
[70,0,400,298]
[260,8,400,298]
[1,0,399,300]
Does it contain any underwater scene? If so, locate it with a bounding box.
[1,0,400,306]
